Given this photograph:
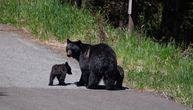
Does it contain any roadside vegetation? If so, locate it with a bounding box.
[0,0,193,107]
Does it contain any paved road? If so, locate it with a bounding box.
[0,31,192,110]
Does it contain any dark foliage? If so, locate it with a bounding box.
[160,0,193,43]
[61,0,193,43]
[84,0,129,28]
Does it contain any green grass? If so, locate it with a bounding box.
[0,0,97,41]
[1,0,193,108]
[115,32,193,107]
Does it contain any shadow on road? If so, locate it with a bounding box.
[90,85,129,91]
[49,83,74,86]
[49,82,129,91]
[0,92,7,96]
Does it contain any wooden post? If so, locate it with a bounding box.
[128,0,134,34]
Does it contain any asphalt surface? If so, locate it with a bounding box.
[0,31,192,110]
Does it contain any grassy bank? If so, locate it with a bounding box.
[1,0,193,107]
[0,0,97,41]
[115,33,193,107]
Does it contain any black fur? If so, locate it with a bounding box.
[48,62,72,86]
[115,65,124,88]
[66,39,124,90]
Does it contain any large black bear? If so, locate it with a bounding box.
[66,39,123,90]
[48,62,72,86]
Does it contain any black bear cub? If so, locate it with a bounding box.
[66,39,124,90]
[48,62,72,86]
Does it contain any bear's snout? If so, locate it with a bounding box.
[67,50,72,57]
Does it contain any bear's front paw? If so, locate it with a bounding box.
[58,82,66,86]
[48,83,53,86]
[75,81,85,87]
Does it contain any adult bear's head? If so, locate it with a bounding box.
[66,39,82,60]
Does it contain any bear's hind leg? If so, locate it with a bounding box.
[115,65,124,88]
[57,75,65,85]
[104,77,116,90]
[115,75,124,88]
[48,74,55,86]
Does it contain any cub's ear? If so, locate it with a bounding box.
[65,62,68,65]
[67,39,71,43]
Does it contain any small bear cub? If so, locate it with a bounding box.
[48,62,72,86]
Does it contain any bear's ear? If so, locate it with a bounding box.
[67,39,71,43]
[65,62,68,65]
[77,40,82,44]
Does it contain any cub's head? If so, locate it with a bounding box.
[64,62,72,75]
[66,39,82,60]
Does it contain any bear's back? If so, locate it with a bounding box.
[88,43,117,70]
[91,43,116,58]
